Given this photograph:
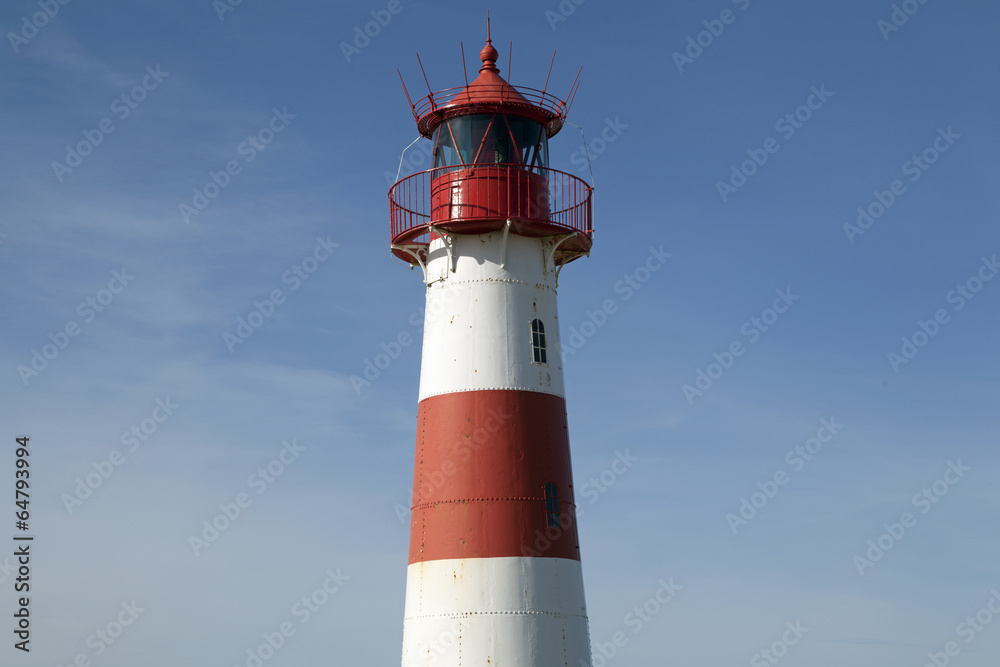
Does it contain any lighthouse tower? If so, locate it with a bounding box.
[389,29,594,667]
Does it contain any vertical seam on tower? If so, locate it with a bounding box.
[419,407,426,616]
[563,616,569,666]
[420,405,426,556]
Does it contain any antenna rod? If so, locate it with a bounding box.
[541,50,556,97]
[564,65,582,113]
[460,42,469,87]
[415,52,435,108]
[567,75,582,115]
[507,40,512,81]
[487,11,491,42]
[397,68,417,120]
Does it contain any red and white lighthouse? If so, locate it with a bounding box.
[389,28,595,666]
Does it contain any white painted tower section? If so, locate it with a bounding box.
[401,558,591,666]
[417,231,566,401]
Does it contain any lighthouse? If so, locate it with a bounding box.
[389,27,595,666]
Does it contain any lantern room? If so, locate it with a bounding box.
[431,113,549,172]
[389,35,594,270]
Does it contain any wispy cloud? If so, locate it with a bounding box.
[21,29,132,88]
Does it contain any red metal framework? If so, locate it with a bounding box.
[409,84,573,137]
[413,84,570,120]
[389,164,593,265]
[397,37,582,139]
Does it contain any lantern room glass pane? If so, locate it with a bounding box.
[433,124,461,169]
[432,114,548,171]
[507,116,549,172]
[476,116,511,164]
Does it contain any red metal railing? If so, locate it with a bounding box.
[411,85,568,121]
[389,164,593,246]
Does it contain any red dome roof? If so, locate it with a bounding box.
[443,39,533,108]
[413,39,567,138]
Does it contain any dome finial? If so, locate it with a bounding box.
[479,12,498,72]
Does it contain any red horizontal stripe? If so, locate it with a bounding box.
[409,389,581,563]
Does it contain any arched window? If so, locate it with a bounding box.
[530,318,547,365]
[544,482,560,528]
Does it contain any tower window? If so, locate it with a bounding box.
[530,318,547,365]
[544,482,560,528]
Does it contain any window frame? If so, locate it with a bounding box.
[544,482,560,528]
[530,318,548,366]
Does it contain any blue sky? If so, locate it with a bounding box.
[1,0,998,665]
